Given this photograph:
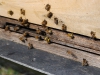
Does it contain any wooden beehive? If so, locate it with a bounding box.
[1,0,100,69]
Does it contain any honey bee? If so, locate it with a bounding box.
[45,4,51,11]
[20,8,25,15]
[67,33,74,39]
[21,19,28,25]
[54,18,58,25]
[23,32,29,37]
[36,28,41,34]
[24,23,30,28]
[5,25,9,31]
[46,27,53,35]
[35,35,42,41]
[19,36,27,42]
[91,31,96,39]
[82,59,88,66]
[47,38,51,44]
[8,10,14,16]
[47,12,53,18]
[44,36,48,41]
[14,26,20,31]
[28,43,33,49]
[44,36,51,44]
[62,24,67,31]
[66,50,77,59]
[42,20,47,27]
[66,50,73,55]
[18,17,23,22]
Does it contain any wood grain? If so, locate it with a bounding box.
[0,0,100,38]
[0,28,100,68]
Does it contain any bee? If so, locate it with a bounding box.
[44,36,51,44]
[36,28,41,34]
[54,18,58,25]
[28,43,33,49]
[8,10,14,16]
[19,36,27,43]
[23,32,29,37]
[5,25,9,31]
[20,8,25,15]
[44,36,48,41]
[42,20,47,27]
[45,4,51,11]
[46,27,53,35]
[91,31,96,40]
[18,17,23,22]
[66,50,73,55]
[47,12,53,18]
[24,23,30,28]
[21,19,28,25]
[14,25,20,31]
[82,59,88,66]
[35,35,42,41]
[47,38,51,44]
[62,24,67,31]
[67,33,74,39]
[66,50,77,59]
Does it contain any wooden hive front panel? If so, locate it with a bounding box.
[0,0,100,38]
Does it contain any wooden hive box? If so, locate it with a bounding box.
[0,0,100,69]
